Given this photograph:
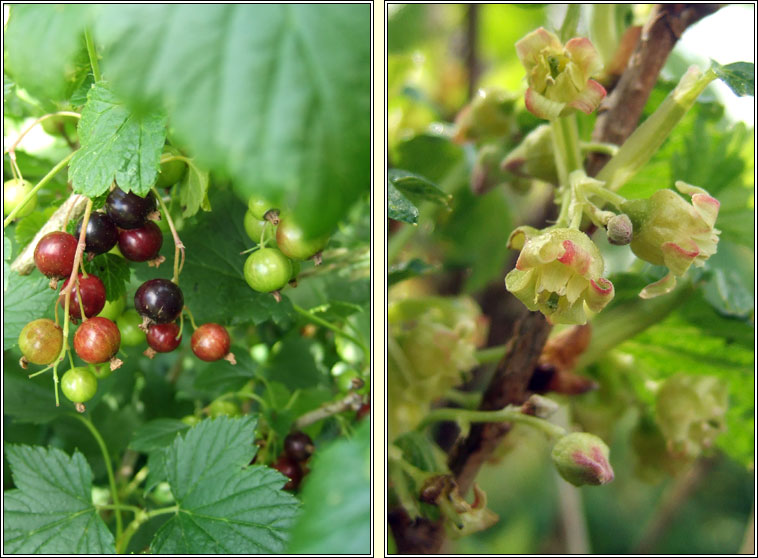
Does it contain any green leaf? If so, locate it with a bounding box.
[178,159,211,218]
[14,206,58,249]
[94,4,370,238]
[3,272,56,351]
[2,368,68,424]
[193,346,258,396]
[129,418,189,453]
[287,420,370,554]
[69,82,167,197]
[267,333,326,390]
[711,60,754,97]
[388,258,437,286]
[619,294,754,467]
[389,168,451,208]
[3,445,115,554]
[4,5,92,102]
[82,253,131,302]
[134,190,295,327]
[388,180,419,224]
[4,235,11,291]
[150,416,299,554]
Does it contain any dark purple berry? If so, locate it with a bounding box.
[105,187,157,229]
[75,212,118,255]
[118,221,163,262]
[134,279,184,323]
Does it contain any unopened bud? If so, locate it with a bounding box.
[606,213,633,245]
[551,432,614,486]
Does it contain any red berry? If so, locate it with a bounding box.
[105,187,157,229]
[283,432,314,462]
[118,221,163,262]
[34,232,78,279]
[191,323,231,362]
[356,402,370,421]
[273,455,303,491]
[134,279,184,323]
[59,274,106,320]
[75,212,118,255]
[147,322,182,353]
[73,317,121,363]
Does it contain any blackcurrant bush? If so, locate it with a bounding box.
[147,322,182,353]
[134,279,184,323]
[18,318,63,365]
[117,309,146,346]
[191,323,233,362]
[73,317,121,364]
[75,212,118,255]
[118,221,163,262]
[3,178,37,218]
[283,432,314,462]
[34,231,78,279]
[59,274,106,320]
[61,366,98,404]
[105,187,157,229]
[247,196,276,221]
[273,455,303,491]
[207,399,241,418]
[243,248,292,293]
[97,294,126,321]
[276,217,329,261]
[155,145,187,188]
[243,210,275,244]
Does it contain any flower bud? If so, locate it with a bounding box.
[515,28,606,120]
[606,213,633,245]
[453,88,517,144]
[501,124,559,185]
[551,432,614,486]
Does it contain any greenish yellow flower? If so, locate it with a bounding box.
[505,227,614,325]
[516,27,606,120]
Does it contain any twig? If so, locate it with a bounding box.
[587,4,721,176]
[294,392,363,429]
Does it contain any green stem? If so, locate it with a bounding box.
[96,503,143,515]
[580,141,619,156]
[475,342,512,364]
[116,506,178,553]
[417,405,567,438]
[292,303,369,357]
[580,181,627,209]
[4,151,76,227]
[70,413,123,541]
[84,28,101,82]
[151,187,184,282]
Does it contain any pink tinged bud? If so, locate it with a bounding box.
[567,79,607,115]
[551,432,614,487]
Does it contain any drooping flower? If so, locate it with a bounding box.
[505,227,614,325]
[551,432,614,486]
[501,124,559,185]
[515,27,607,120]
[621,181,720,298]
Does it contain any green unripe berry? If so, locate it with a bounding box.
[155,145,187,188]
[247,196,276,221]
[276,216,329,260]
[4,178,37,218]
[61,367,98,403]
[19,318,63,365]
[181,415,201,427]
[244,248,293,293]
[117,309,145,347]
[97,294,127,322]
[207,399,241,418]
[243,210,275,245]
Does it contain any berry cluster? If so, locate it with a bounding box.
[273,432,315,491]
[22,158,236,410]
[241,196,330,301]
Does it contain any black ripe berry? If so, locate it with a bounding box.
[105,187,157,229]
[134,279,184,323]
[283,432,314,462]
[273,455,303,491]
[75,212,118,255]
[118,221,163,262]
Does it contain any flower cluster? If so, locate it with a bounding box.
[515,27,606,120]
[505,227,614,325]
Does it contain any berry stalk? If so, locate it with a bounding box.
[151,187,185,283]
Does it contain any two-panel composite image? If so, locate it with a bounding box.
[0,3,755,557]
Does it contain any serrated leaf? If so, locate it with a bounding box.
[4,5,92,102]
[287,420,370,554]
[711,60,754,97]
[69,82,167,197]
[129,418,189,453]
[388,258,437,286]
[3,445,115,554]
[193,346,258,396]
[388,180,419,224]
[3,272,56,350]
[134,190,295,327]
[82,253,131,302]
[94,4,369,238]
[178,159,211,218]
[150,416,299,554]
[2,369,68,424]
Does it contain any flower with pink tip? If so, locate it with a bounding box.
[621,181,721,298]
[515,27,607,120]
[505,227,614,325]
